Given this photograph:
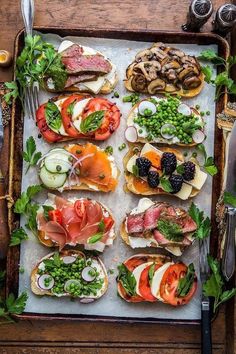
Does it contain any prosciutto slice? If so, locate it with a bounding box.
[44,221,68,250]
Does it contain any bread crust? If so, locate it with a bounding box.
[123,144,200,198]
[31,249,108,300]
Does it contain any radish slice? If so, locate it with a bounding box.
[80,298,95,303]
[125,126,138,143]
[161,123,176,140]
[192,129,205,144]
[82,266,96,282]
[178,103,191,116]
[62,256,76,264]
[38,274,54,290]
[138,101,157,116]
[64,279,81,292]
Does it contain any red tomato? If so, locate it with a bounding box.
[103,216,114,231]
[48,209,63,224]
[36,104,63,143]
[61,95,89,138]
[82,98,120,140]
[74,200,88,218]
[138,263,160,302]
[118,282,143,303]
[124,256,154,272]
[160,263,197,306]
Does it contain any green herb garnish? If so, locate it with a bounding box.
[159,175,173,193]
[177,263,195,297]
[43,205,54,221]
[196,143,218,176]
[67,100,76,116]
[117,264,136,296]
[10,228,28,246]
[148,263,155,285]
[188,202,211,240]
[22,136,42,174]
[98,220,105,232]
[223,191,236,207]
[88,233,103,244]
[157,219,184,242]
[0,292,28,323]
[80,110,104,134]
[132,164,139,177]
[45,101,62,131]
[104,146,113,155]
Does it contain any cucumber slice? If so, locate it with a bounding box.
[47,149,73,163]
[40,166,67,189]
[44,157,71,173]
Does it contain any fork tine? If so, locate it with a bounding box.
[25,88,34,119]
[28,86,36,119]
[32,82,39,111]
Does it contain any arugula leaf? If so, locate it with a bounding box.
[160,176,173,193]
[43,205,54,220]
[223,191,236,207]
[5,292,28,315]
[188,203,211,240]
[201,65,213,84]
[10,228,28,246]
[177,263,195,297]
[117,264,136,296]
[196,144,218,176]
[80,110,105,134]
[198,50,225,65]
[98,220,105,232]
[23,137,42,174]
[203,256,236,312]
[157,219,184,242]
[45,101,62,131]
[88,233,103,244]
[4,81,19,104]
[148,263,155,285]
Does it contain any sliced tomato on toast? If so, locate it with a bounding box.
[36,104,64,143]
[160,263,197,306]
[138,263,161,302]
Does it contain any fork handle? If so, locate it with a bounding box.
[0,172,9,259]
[21,0,34,36]
[201,301,212,354]
[222,207,236,281]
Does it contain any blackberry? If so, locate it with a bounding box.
[169,174,184,193]
[136,157,151,177]
[147,171,160,188]
[182,161,196,181]
[161,152,177,175]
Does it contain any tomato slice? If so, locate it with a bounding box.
[160,263,197,306]
[74,199,87,218]
[103,216,114,231]
[118,282,143,303]
[36,104,63,143]
[124,256,149,272]
[82,98,120,140]
[48,209,63,224]
[61,94,90,138]
[138,263,160,302]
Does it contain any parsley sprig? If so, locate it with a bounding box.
[223,191,236,208]
[196,143,218,176]
[198,49,236,100]
[203,256,236,313]
[188,203,211,240]
[23,136,42,174]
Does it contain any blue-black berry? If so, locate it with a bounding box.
[161,152,177,175]
[147,171,160,188]
[136,157,151,177]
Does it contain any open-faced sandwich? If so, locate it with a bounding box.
[124,143,207,200]
[121,198,198,256]
[44,40,118,94]
[125,42,204,97]
[31,250,108,302]
[36,193,115,252]
[36,95,121,143]
[117,254,197,306]
[125,95,205,146]
[38,143,119,192]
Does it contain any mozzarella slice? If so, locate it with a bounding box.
[174,183,192,200]
[151,262,173,301]
[72,98,91,121]
[128,237,157,248]
[140,143,163,157]
[49,98,69,136]
[126,155,138,173]
[132,262,153,296]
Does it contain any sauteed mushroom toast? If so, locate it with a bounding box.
[125,95,205,146]
[123,143,207,200]
[125,43,204,97]
[31,250,108,302]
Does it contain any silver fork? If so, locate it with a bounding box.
[199,237,212,354]
[21,0,39,119]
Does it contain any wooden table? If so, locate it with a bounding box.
[0,1,235,353]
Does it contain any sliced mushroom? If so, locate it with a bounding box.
[165,69,177,81]
[126,62,137,78]
[152,42,166,50]
[165,83,178,92]
[183,75,201,89]
[169,48,185,58]
[147,78,166,94]
[150,47,167,61]
[178,67,196,81]
[162,60,181,72]
[131,74,147,92]
[135,49,153,62]
[134,61,161,81]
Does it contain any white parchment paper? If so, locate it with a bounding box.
[18,32,217,320]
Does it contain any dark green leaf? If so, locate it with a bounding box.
[67,100,76,116]
[26,184,42,199]
[4,81,19,104]
[23,137,42,173]
[157,219,183,242]
[223,191,236,208]
[31,151,42,165]
[176,164,185,174]
[177,263,196,297]
[25,203,39,233]
[198,50,225,65]
[45,102,62,131]
[148,263,155,285]
[88,233,103,244]
[43,205,54,220]
[132,165,139,177]
[188,203,211,240]
[10,228,28,246]
[53,252,61,267]
[80,110,105,134]
[219,289,236,303]
[214,72,233,89]
[26,136,36,158]
[5,292,28,314]
[14,192,29,214]
[160,176,173,193]
[201,65,213,84]
[117,264,136,296]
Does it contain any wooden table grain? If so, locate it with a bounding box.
[0,1,235,353]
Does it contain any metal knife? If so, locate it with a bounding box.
[222,120,236,281]
[0,104,9,259]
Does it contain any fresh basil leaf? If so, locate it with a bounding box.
[80,110,105,134]
[176,164,185,174]
[88,233,103,244]
[177,263,195,297]
[117,264,136,296]
[157,219,183,242]
[67,100,76,116]
[160,176,173,193]
[43,205,54,220]
[10,228,28,246]
[148,263,155,285]
[45,101,62,131]
[132,164,139,177]
[223,191,236,208]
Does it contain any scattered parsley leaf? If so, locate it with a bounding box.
[26,185,43,199]
[201,65,213,84]
[203,256,236,312]
[3,81,19,104]
[10,228,28,246]
[23,137,42,174]
[196,144,218,176]
[223,191,236,208]
[198,50,225,65]
[188,203,211,240]
[117,264,136,296]
[14,192,29,214]
[5,291,28,315]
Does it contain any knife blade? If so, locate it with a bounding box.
[222,120,236,280]
[0,104,9,259]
